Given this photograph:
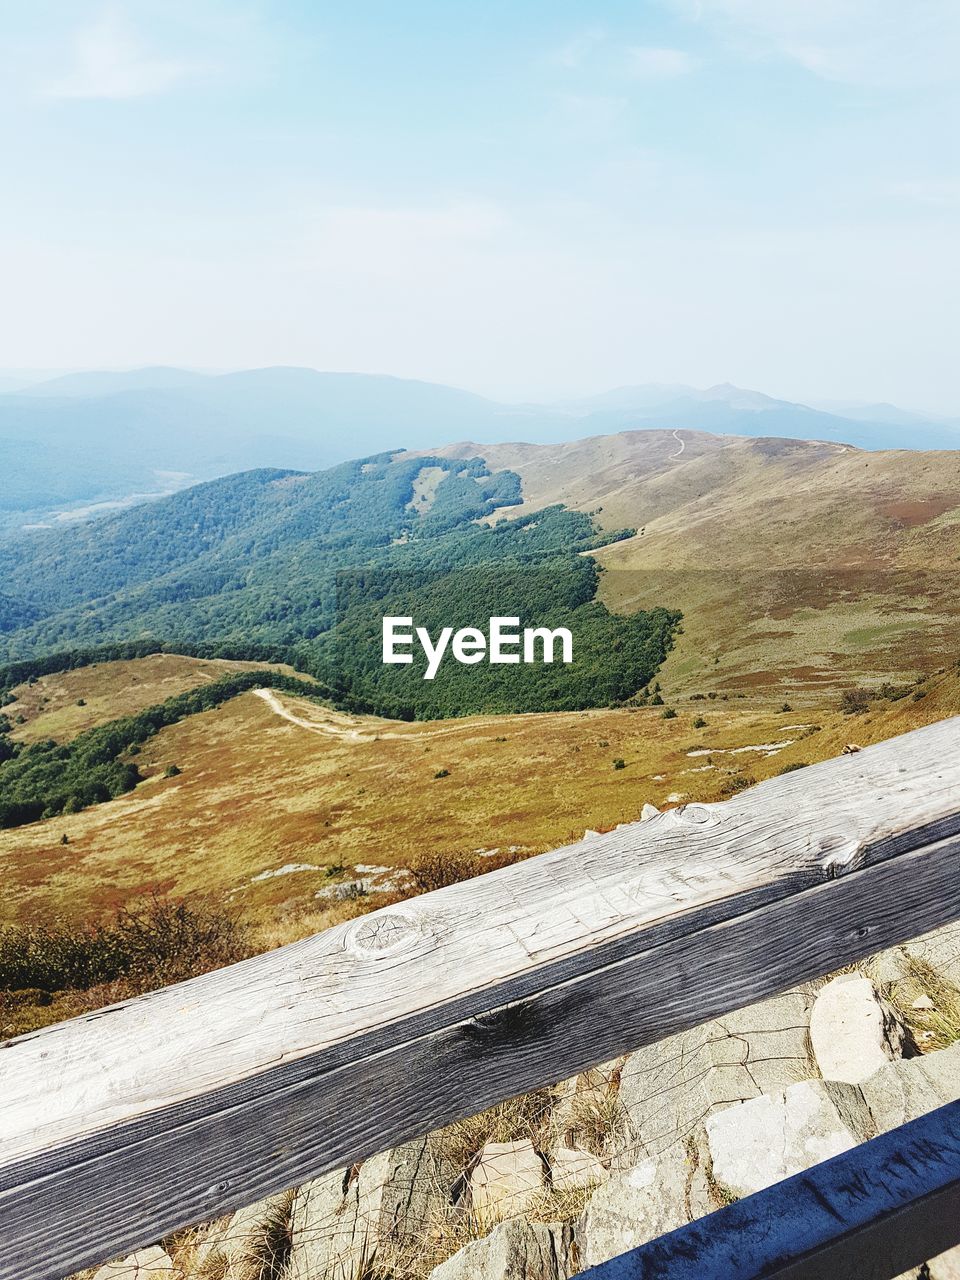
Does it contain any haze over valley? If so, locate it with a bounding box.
[3,365,959,534]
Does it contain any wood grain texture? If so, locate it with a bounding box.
[579,1100,960,1280]
[3,716,960,1278]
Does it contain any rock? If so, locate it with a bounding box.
[903,920,960,987]
[866,946,911,987]
[913,994,935,1010]
[429,1217,575,1280]
[842,743,861,753]
[858,1041,960,1134]
[705,1079,873,1199]
[313,878,370,902]
[92,1247,176,1280]
[469,1140,546,1227]
[928,1245,960,1279]
[287,1134,453,1279]
[640,804,660,820]
[810,975,904,1084]
[578,1143,691,1269]
[250,863,321,882]
[215,1191,290,1264]
[615,988,816,1163]
[549,1146,607,1192]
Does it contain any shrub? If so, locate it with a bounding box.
[661,708,677,720]
[164,764,182,777]
[693,716,707,728]
[839,687,870,715]
[878,681,910,701]
[433,768,450,779]
[718,774,754,796]
[409,850,505,893]
[612,758,626,770]
[0,896,249,994]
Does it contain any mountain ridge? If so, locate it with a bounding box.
[5,426,960,702]
[3,368,958,534]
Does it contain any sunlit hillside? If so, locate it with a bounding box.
[434,431,960,697]
[3,652,958,940]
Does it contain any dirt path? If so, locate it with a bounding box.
[253,687,537,742]
[670,429,686,458]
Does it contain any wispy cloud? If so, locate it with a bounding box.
[554,93,628,137]
[548,28,606,70]
[677,0,960,88]
[626,46,700,78]
[893,179,960,208]
[44,9,205,101]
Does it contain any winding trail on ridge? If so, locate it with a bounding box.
[253,687,537,742]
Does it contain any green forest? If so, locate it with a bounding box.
[0,451,680,729]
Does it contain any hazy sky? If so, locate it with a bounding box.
[1,1,957,408]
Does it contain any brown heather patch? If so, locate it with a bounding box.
[876,497,959,529]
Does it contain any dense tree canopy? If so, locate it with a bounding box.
[0,450,681,731]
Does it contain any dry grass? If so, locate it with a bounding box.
[446,432,960,699]
[879,953,960,1052]
[5,657,960,942]
[5,654,301,745]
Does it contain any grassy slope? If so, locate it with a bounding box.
[6,653,301,745]
[432,432,960,697]
[2,653,958,934]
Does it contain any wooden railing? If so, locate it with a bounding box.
[3,716,960,1280]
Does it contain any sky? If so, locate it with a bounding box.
[0,0,957,409]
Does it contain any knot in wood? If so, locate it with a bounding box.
[346,906,424,958]
[818,825,865,878]
[669,803,722,829]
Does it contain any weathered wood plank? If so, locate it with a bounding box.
[2,716,960,1278]
[579,1100,960,1280]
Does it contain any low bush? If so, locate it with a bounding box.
[0,896,249,995]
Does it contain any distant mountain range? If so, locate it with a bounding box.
[2,366,958,531]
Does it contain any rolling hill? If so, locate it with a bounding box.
[432,430,960,696]
[3,649,958,940]
[2,367,957,532]
[5,428,960,706]
[0,452,680,718]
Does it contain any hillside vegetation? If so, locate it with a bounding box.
[0,454,679,717]
[3,650,959,938]
[433,431,960,698]
[0,668,326,828]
